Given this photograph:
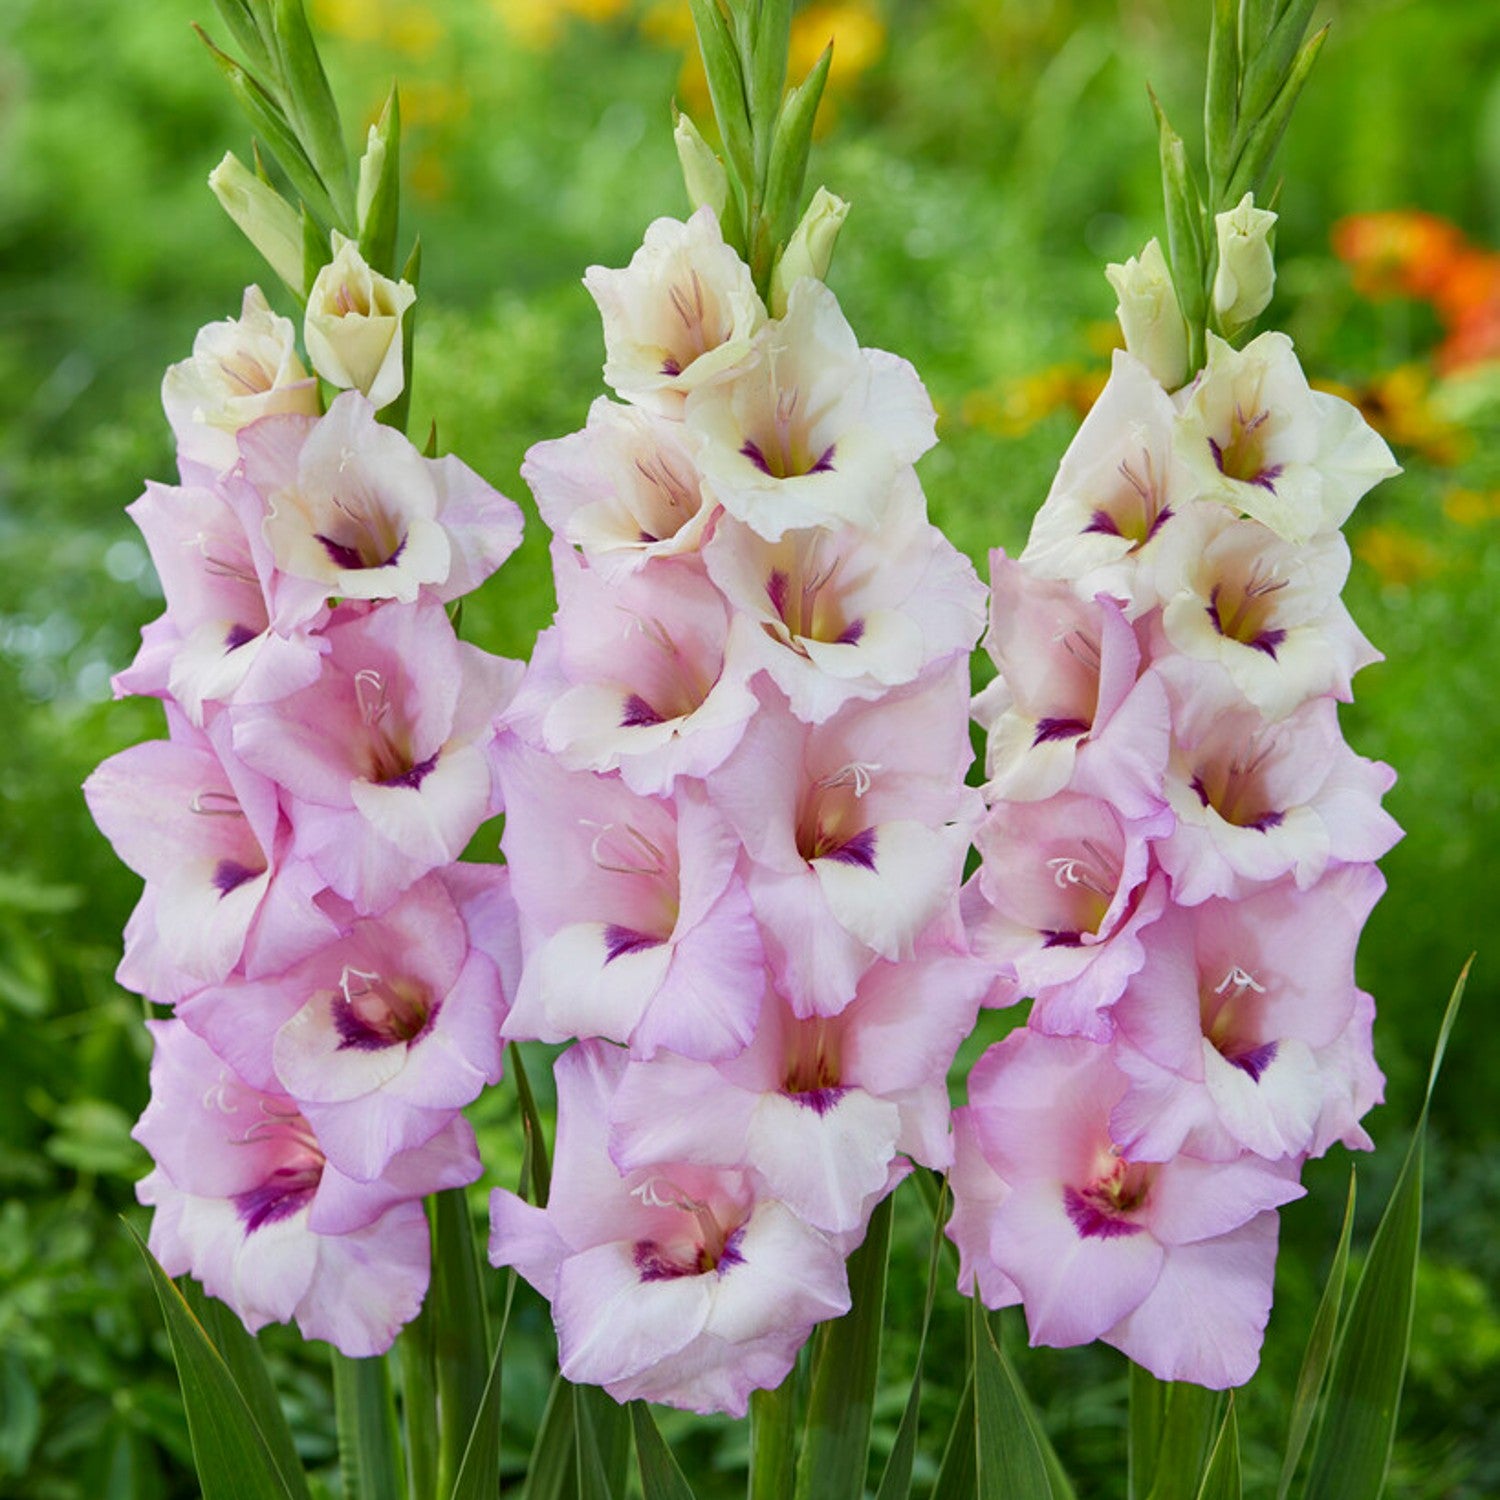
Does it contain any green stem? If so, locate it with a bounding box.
[747,1379,798,1500]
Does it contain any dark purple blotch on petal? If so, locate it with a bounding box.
[382,750,440,790]
[1191,774,1212,809]
[621,694,666,728]
[1248,627,1286,660]
[224,622,258,651]
[836,618,865,646]
[1251,464,1284,494]
[333,1002,394,1052]
[212,858,260,897]
[633,1239,692,1282]
[603,924,666,964]
[1063,1185,1145,1241]
[234,1164,320,1234]
[1041,929,1084,949]
[661,357,683,378]
[1244,808,1285,832]
[786,1085,847,1116]
[716,1227,746,1275]
[1033,716,1091,746]
[1228,1039,1279,1082]
[1084,509,1122,537]
[740,440,774,476]
[766,568,790,618]
[1208,437,1226,473]
[824,826,877,871]
[809,444,837,475]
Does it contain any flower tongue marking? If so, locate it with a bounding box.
[1205,557,1290,659]
[1210,402,1285,493]
[740,387,837,479]
[1202,965,1280,1080]
[1084,452,1173,546]
[1189,740,1285,831]
[1063,1151,1153,1240]
[1039,839,1118,945]
[354,667,436,787]
[231,1104,324,1232]
[332,965,434,1050]
[781,1017,847,1114]
[797,762,880,868]
[630,1176,746,1281]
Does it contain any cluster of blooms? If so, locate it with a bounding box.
[85,272,525,1356]
[486,206,992,1415]
[948,284,1404,1385]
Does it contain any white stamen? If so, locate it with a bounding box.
[1214,965,1266,995]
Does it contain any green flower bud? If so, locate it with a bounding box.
[207,151,305,296]
[674,111,729,224]
[769,187,849,317]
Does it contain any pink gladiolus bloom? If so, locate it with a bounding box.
[964,788,1172,1040]
[1152,655,1401,905]
[707,481,986,723]
[178,870,512,1181]
[135,1021,478,1355]
[951,1029,1303,1388]
[495,739,763,1059]
[234,390,523,609]
[84,709,336,1004]
[523,397,715,576]
[609,950,993,1234]
[113,478,327,722]
[973,552,1169,816]
[508,543,758,796]
[1019,350,1184,618]
[584,207,767,416]
[1151,506,1379,719]
[686,278,936,540]
[232,602,519,914]
[489,1042,851,1416]
[1108,865,1387,1162]
[708,668,979,1015]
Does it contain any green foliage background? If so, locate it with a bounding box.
[0,0,1496,1494]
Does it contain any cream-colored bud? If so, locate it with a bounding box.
[673,112,728,223]
[1105,238,1190,391]
[304,232,416,410]
[769,187,850,317]
[1212,193,1278,333]
[207,152,304,295]
[356,124,386,232]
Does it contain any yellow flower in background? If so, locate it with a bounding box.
[959,364,1106,439]
[493,0,630,48]
[1354,523,1442,587]
[1442,487,1500,526]
[312,0,444,55]
[1313,366,1468,469]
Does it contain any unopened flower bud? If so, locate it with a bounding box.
[1105,238,1189,391]
[673,111,728,223]
[304,232,416,410]
[208,152,304,296]
[769,187,850,317]
[356,123,386,231]
[1212,193,1278,334]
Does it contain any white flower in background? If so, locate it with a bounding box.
[1105,239,1189,392]
[304,232,416,410]
[585,207,766,416]
[1212,194,1278,333]
[162,287,318,476]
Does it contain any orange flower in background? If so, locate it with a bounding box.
[1334,210,1500,373]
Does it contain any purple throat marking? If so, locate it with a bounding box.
[233,1164,320,1234]
[809,444,837,475]
[740,440,774,476]
[1063,1184,1145,1241]
[603,924,666,964]
[1251,464,1284,494]
[836,618,866,646]
[1227,1039,1279,1082]
[1084,509,1122,537]
[1041,929,1084,949]
[661,357,683,377]
[1033,716,1091,746]
[786,1085,847,1117]
[621,693,666,728]
[315,532,406,572]
[1245,808,1285,833]
[382,750,439,790]
[224,622,258,652]
[766,568,790,618]
[1248,626,1286,661]
[212,858,260,897]
[824,825,877,871]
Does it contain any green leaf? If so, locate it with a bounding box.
[1237,0,1318,127]
[397,1303,438,1500]
[688,0,754,199]
[1194,1396,1240,1500]
[580,1386,632,1495]
[210,0,277,80]
[930,1371,977,1500]
[127,1226,300,1500]
[510,1042,552,1206]
[873,1178,948,1500]
[194,24,339,229]
[358,86,402,279]
[761,42,832,275]
[1224,25,1327,207]
[1204,0,1239,201]
[269,0,355,226]
[428,1189,491,1499]
[793,1190,892,1500]
[973,1300,1051,1498]
[526,1374,576,1500]
[1129,1362,1167,1500]
[1274,1172,1356,1500]
[632,1403,698,1500]
[1302,957,1472,1500]
[450,1255,522,1500]
[574,1385,614,1500]
[749,1378,798,1500]
[331,1352,405,1500]
[1147,1381,1221,1500]
[181,1282,311,1500]
[749,0,791,178]
[1151,89,1209,370]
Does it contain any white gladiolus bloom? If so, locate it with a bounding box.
[304,232,416,410]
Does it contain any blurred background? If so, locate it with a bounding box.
[1,0,1497,1494]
